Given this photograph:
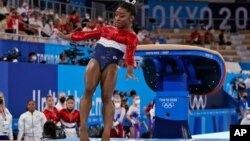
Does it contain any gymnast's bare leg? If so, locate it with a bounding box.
[80,59,101,141]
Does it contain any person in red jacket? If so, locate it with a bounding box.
[43,95,60,125]
[56,1,138,140]
[58,96,80,138]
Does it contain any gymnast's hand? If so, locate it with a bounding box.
[54,28,72,40]
[126,65,138,81]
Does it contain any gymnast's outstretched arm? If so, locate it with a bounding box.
[56,28,102,41]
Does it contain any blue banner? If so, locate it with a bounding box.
[5,63,58,117]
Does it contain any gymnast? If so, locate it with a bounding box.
[56,0,138,140]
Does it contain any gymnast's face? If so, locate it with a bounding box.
[114,7,133,29]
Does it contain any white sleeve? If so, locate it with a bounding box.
[41,112,47,127]
[6,109,13,140]
[17,114,25,141]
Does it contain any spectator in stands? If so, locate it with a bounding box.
[241,107,250,125]
[18,2,29,16]
[67,10,81,30]
[58,53,69,65]
[126,95,141,138]
[17,100,47,141]
[237,76,246,99]
[219,29,226,45]
[237,91,249,124]
[137,28,149,43]
[28,52,37,63]
[54,18,67,34]
[231,75,246,100]
[43,95,60,125]
[244,73,250,89]
[29,11,43,35]
[190,27,201,45]
[204,28,214,45]
[152,31,167,44]
[0,0,8,15]
[81,13,91,29]
[110,94,126,138]
[0,91,13,140]
[58,96,80,138]
[5,8,19,34]
[55,92,67,111]
[42,19,54,37]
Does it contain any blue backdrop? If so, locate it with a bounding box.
[0,39,239,135]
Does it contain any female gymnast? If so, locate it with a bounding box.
[56,0,138,140]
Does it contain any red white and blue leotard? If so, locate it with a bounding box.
[71,25,138,70]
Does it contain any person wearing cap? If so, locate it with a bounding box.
[241,107,250,125]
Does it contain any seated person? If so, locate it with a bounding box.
[58,53,69,65]
[190,28,201,45]
[204,28,214,44]
[218,30,226,45]
[28,52,37,63]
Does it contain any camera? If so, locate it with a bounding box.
[63,42,85,65]
[0,47,21,62]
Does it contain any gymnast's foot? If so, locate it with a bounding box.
[80,127,90,141]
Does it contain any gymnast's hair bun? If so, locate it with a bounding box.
[125,0,136,5]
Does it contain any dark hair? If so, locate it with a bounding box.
[28,52,36,58]
[66,95,74,101]
[46,95,53,100]
[118,1,136,16]
[43,121,56,139]
[59,53,66,60]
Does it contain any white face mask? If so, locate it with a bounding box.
[31,56,37,61]
[247,114,250,119]
[135,100,140,105]
[114,103,121,108]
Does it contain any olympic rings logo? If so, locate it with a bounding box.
[162,102,175,109]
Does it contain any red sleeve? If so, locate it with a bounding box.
[71,27,102,41]
[125,33,138,66]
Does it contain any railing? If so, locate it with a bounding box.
[8,0,96,18]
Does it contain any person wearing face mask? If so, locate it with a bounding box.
[58,96,80,138]
[110,94,126,138]
[237,91,249,124]
[55,92,67,111]
[17,100,47,141]
[28,52,37,63]
[241,108,250,125]
[42,19,54,37]
[234,76,246,100]
[126,95,141,138]
[0,92,13,140]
